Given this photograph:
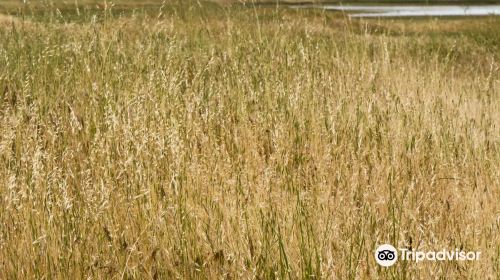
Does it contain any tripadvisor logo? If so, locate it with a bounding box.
[375,244,398,267]
[375,244,481,267]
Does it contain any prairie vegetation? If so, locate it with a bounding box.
[0,1,499,279]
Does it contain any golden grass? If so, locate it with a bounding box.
[0,14,22,25]
[0,2,499,279]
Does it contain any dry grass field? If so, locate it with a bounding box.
[0,1,499,279]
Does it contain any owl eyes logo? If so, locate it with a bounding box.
[375,244,398,267]
[377,250,396,261]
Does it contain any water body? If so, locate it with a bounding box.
[293,4,500,17]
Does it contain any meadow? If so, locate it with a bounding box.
[0,1,499,279]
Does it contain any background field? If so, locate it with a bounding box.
[0,0,499,279]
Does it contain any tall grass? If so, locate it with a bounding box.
[0,2,499,279]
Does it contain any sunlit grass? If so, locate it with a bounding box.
[0,1,499,279]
